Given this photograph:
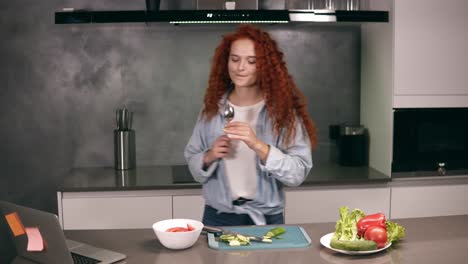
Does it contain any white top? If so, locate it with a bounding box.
[224,100,265,200]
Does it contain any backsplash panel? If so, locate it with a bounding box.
[0,1,360,212]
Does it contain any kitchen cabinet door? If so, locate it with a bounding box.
[284,187,391,224]
[61,192,172,230]
[393,0,468,107]
[391,184,468,219]
[172,195,205,221]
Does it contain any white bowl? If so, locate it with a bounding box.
[152,219,204,250]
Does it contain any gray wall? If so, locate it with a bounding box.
[0,1,360,212]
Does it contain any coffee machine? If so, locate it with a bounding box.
[330,124,368,167]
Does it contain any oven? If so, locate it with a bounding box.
[392,108,468,177]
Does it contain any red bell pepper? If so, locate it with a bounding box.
[356,213,386,236]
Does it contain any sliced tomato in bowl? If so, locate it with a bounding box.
[165,223,198,232]
[166,227,189,232]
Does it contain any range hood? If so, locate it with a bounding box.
[55,0,388,24]
[151,10,290,24]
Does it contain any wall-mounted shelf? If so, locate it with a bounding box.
[54,10,389,24]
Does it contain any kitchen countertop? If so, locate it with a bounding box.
[59,162,392,192]
[65,214,468,264]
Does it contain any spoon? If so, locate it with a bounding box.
[223,103,235,123]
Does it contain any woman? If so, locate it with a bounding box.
[184,24,317,226]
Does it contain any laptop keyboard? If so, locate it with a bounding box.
[71,252,101,264]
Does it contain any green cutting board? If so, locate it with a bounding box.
[207,225,311,250]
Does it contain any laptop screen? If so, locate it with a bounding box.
[0,201,74,264]
[0,209,18,264]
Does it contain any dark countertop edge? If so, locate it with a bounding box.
[390,175,468,187]
[58,176,468,192]
[301,177,391,186]
[59,165,468,193]
[57,184,203,192]
[58,178,392,192]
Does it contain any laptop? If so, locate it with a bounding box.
[0,201,126,264]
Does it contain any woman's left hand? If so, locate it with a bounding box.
[224,121,258,149]
[224,121,270,161]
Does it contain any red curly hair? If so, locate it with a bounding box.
[202,24,317,148]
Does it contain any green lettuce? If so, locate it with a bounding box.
[386,220,406,243]
[333,206,366,241]
[332,206,406,244]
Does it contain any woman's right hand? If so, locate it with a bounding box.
[203,135,231,167]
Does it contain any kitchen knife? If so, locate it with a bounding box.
[203,226,271,243]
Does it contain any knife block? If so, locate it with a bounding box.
[114,130,136,170]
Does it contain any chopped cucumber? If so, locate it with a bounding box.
[219,234,236,242]
[236,234,249,243]
[229,240,241,246]
[219,227,287,247]
[219,233,252,247]
[265,227,286,238]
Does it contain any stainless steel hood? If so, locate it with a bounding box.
[54,0,388,24]
[55,10,388,24]
[153,10,290,24]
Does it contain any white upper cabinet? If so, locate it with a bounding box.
[393,0,468,108]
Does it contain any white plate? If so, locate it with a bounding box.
[320,233,391,255]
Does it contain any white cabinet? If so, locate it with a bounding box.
[58,180,468,229]
[391,184,468,219]
[58,189,204,230]
[284,186,391,224]
[60,191,172,230]
[361,0,468,174]
[393,0,468,107]
[172,195,205,221]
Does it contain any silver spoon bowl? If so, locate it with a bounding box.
[223,104,235,123]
